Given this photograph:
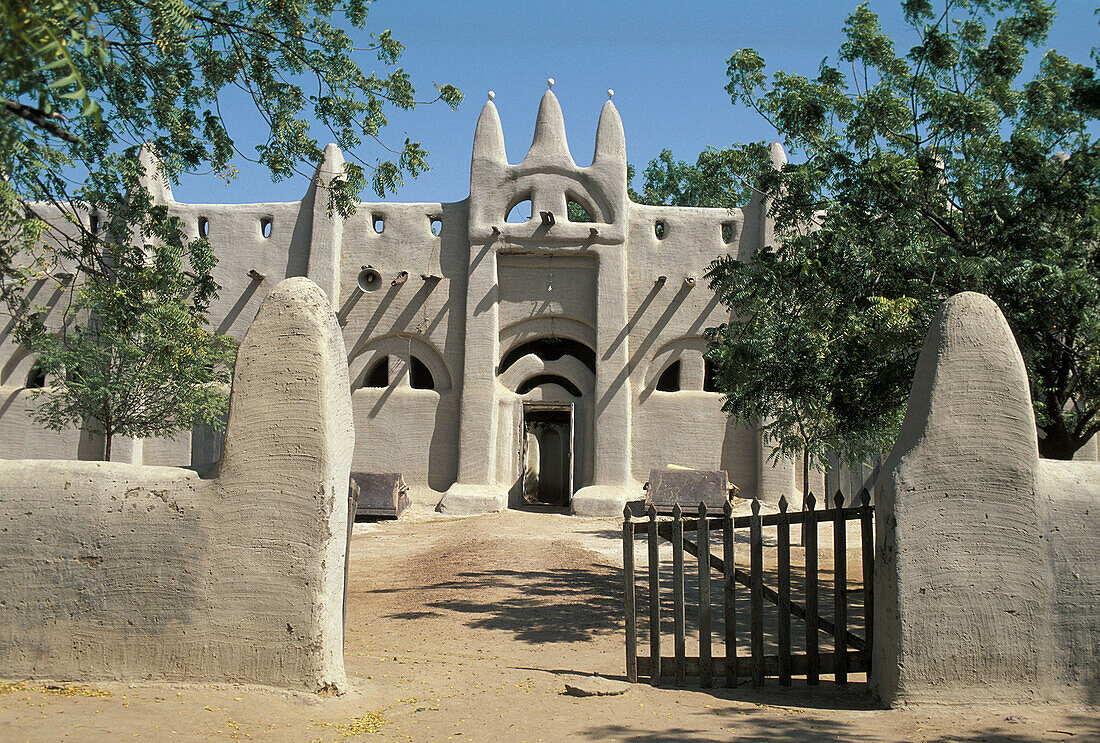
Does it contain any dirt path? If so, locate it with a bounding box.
[1,507,1096,742]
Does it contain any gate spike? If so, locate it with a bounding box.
[834,490,844,509]
[699,501,708,517]
[623,504,632,521]
[751,496,760,516]
[672,502,682,519]
[778,494,788,513]
[723,500,732,517]
[860,488,871,508]
[806,492,816,510]
[647,503,657,520]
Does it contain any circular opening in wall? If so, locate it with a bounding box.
[261,217,273,238]
[198,217,209,238]
[430,217,442,236]
[655,220,666,239]
[373,216,384,234]
[357,266,382,293]
[722,222,734,244]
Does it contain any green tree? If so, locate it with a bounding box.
[635,145,771,209]
[686,0,1099,464]
[2,0,461,456]
[26,236,235,461]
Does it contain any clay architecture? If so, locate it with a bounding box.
[874,292,1099,705]
[0,278,352,691]
[0,83,815,515]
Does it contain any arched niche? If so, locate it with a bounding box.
[348,333,453,391]
[500,173,614,226]
[565,190,599,223]
[499,316,596,374]
[517,374,582,397]
[505,192,534,223]
[644,336,710,393]
[499,353,595,397]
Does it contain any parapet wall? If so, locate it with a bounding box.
[873,291,1099,705]
[0,277,352,691]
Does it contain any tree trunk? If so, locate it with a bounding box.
[104,432,112,462]
[803,449,810,502]
[800,448,811,548]
[1038,426,1079,460]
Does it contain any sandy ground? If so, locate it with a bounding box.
[1,505,1096,742]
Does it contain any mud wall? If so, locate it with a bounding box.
[873,291,1099,705]
[0,278,352,691]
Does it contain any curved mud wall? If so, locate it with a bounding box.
[0,278,352,691]
[873,292,1099,705]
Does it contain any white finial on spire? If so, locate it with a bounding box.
[607,89,614,98]
[488,90,495,100]
[547,77,555,89]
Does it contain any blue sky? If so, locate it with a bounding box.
[171,0,1100,206]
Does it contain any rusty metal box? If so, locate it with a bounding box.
[643,468,735,514]
[351,472,410,519]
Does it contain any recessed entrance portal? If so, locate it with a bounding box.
[521,403,574,507]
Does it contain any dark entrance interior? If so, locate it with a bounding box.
[522,405,573,507]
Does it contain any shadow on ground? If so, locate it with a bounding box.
[380,563,623,644]
[578,709,1100,743]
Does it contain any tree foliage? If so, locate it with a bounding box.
[25,236,235,460]
[635,145,772,209]
[2,0,460,455]
[694,0,1099,463]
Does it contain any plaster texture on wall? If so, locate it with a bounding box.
[2,87,827,515]
[873,291,1099,705]
[0,277,352,691]
[1038,459,1100,702]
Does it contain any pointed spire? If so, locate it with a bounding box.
[592,96,625,168]
[525,88,572,165]
[768,141,788,170]
[471,95,507,167]
[318,143,345,185]
[137,143,172,204]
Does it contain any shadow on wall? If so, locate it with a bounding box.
[427,394,460,491]
[599,282,692,417]
[721,421,758,499]
[285,169,316,278]
[216,278,262,335]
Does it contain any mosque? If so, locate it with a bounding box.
[0,83,811,515]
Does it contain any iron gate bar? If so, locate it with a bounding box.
[630,506,866,532]
[636,651,866,679]
[860,490,874,677]
[672,503,686,686]
[623,506,637,683]
[750,497,764,685]
[833,491,848,684]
